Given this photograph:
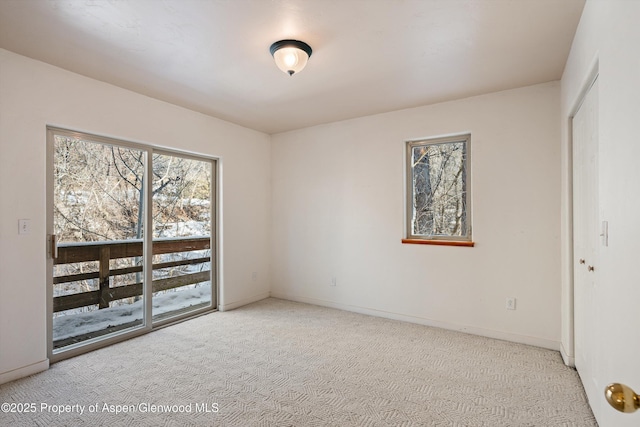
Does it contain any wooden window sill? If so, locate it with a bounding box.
[401,239,475,247]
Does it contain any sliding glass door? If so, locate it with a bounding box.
[47,128,216,360]
[151,152,215,322]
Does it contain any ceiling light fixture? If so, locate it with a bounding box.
[269,39,313,76]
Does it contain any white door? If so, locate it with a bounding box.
[572,77,599,401]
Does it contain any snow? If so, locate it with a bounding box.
[53,285,211,341]
[155,220,210,238]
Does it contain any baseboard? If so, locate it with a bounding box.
[560,342,575,367]
[0,359,49,385]
[271,292,560,351]
[219,291,270,312]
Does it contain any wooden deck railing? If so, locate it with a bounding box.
[53,237,211,313]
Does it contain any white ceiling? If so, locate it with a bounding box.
[0,0,585,134]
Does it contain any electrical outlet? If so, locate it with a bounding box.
[506,297,516,310]
[330,276,337,287]
[252,272,257,281]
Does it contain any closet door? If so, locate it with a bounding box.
[572,77,599,400]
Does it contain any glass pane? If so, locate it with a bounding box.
[52,135,145,350]
[152,153,212,321]
[411,140,467,237]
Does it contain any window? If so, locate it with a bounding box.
[404,134,473,246]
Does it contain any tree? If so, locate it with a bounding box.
[54,138,212,243]
[411,141,467,237]
[53,136,212,309]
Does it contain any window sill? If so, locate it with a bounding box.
[401,239,475,247]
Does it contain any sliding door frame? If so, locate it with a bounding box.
[46,126,218,363]
[150,148,218,328]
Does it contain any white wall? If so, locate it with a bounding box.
[271,82,561,349]
[560,1,640,425]
[0,49,271,383]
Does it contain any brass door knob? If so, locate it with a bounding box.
[605,383,640,413]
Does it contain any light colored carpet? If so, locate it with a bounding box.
[0,298,597,426]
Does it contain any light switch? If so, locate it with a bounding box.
[601,221,608,247]
[18,219,31,235]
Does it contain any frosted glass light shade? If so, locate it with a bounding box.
[270,40,313,76]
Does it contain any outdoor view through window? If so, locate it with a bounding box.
[407,134,470,242]
[51,131,214,351]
